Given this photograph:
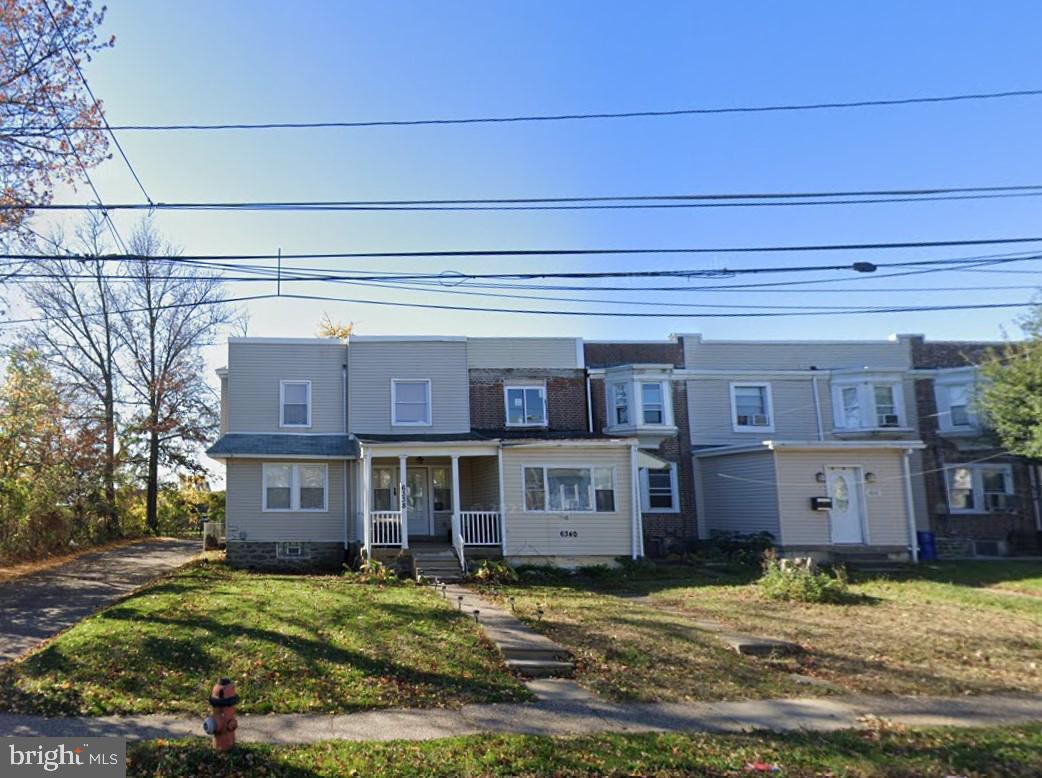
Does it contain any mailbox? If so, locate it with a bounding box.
[810,496,833,511]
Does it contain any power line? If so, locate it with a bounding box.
[8,187,1042,213]
[12,87,1042,132]
[41,0,154,207]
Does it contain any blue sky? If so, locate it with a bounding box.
[21,0,1042,352]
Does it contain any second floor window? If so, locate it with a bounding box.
[280,381,311,427]
[612,382,629,425]
[731,383,773,431]
[392,380,431,425]
[833,381,904,430]
[641,382,665,424]
[505,386,547,426]
[937,382,977,430]
[873,385,900,427]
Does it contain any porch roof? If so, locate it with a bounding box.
[206,433,360,459]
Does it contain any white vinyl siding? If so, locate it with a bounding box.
[348,340,469,434]
[682,337,912,372]
[227,341,347,434]
[502,445,633,558]
[699,451,781,539]
[225,459,346,543]
[467,337,581,368]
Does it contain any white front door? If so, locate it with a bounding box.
[826,466,865,544]
[405,467,432,537]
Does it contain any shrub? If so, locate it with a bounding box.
[351,558,398,584]
[697,531,775,566]
[758,551,851,604]
[470,560,519,584]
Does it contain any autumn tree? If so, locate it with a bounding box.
[977,307,1042,459]
[24,213,122,534]
[115,220,238,535]
[317,313,353,340]
[0,0,112,237]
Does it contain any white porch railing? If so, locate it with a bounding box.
[461,511,502,546]
[371,511,403,546]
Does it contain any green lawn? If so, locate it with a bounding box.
[0,560,529,715]
[490,560,1042,703]
[126,725,1042,777]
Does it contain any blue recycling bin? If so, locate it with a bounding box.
[917,530,937,561]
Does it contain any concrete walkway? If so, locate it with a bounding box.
[1,688,1039,743]
[0,539,200,662]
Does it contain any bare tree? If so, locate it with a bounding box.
[23,213,121,534]
[114,220,238,534]
[1,0,112,237]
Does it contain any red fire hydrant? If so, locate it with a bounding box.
[202,677,239,751]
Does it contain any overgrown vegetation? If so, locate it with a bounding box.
[0,560,528,715]
[470,559,519,584]
[758,551,852,604]
[125,725,1042,777]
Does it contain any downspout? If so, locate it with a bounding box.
[902,448,920,563]
[629,443,644,558]
[811,373,824,441]
[342,363,349,549]
[586,375,594,433]
[1030,465,1042,532]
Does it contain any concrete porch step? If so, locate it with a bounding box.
[505,657,575,678]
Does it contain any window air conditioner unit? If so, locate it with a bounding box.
[750,414,770,426]
[879,414,900,427]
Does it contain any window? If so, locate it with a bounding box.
[276,542,309,559]
[431,466,452,511]
[945,465,1014,513]
[641,382,665,424]
[640,464,678,512]
[730,383,773,431]
[280,381,311,427]
[372,467,396,511]
[612,383,629,425]
[522,466,616,512]
[392,380,431,426]
[937,382,976,430]
[263,463,328,511]
[505,386,547,426]
[832,381,904,429]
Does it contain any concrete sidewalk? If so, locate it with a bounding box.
[2,686,1040,744]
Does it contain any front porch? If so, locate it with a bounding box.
[360,444,505,571]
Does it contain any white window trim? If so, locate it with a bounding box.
[729,382,775,433]
[610,381,630,426]
[639,380,670,426]
[934,380,980,432]
[639,462,679,513]
[390,379,432,427]
[521,464,617,514]
[262,463,329,512]
[830,379,906,431]
[504,383,548,427]
[279,380,312,428]
[945,464,1014,514]
[276,541,310,559]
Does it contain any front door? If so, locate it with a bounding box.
[826,466,865,544]
[405,467,432,537]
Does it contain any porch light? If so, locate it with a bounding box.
[865,472,877,483]
[815,472,826,484]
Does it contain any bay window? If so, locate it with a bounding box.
[522,465,616,512]
[641,382,665,424]
[611,382,630,425]
[263,463,328,511]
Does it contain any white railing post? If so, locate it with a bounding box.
[398,454,409,550]
[497,448,507,556]
[451,454,464,567]
[362,451,372,556]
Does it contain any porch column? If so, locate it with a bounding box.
[362,450,371,554]
[399,454,409,550]
[497,447,507,555]
[451,454,461,546]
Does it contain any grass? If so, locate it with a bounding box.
[0,559,529,715]
[489,560,1042,703]
[126,725,1042,777]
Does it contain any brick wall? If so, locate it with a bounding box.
[469,368,589,432]
[584,341,683,368]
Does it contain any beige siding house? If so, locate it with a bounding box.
[680,333,927,562]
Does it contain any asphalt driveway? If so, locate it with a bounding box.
[0,539,199,662]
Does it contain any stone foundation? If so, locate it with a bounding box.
[226,541,345,572]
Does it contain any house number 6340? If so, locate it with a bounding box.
[559,530,578,538]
